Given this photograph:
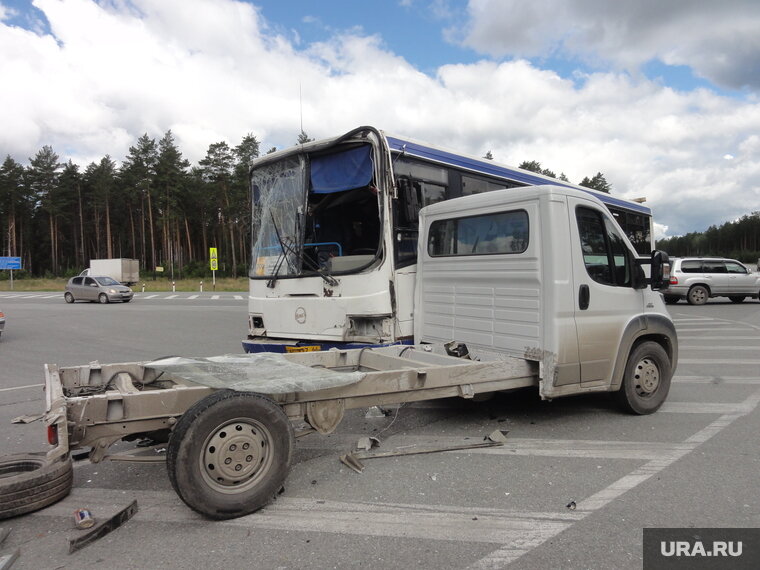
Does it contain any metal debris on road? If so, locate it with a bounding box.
[68,500,138,554]
[340,430,509,474]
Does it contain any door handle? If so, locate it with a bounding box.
[579,284,590,310]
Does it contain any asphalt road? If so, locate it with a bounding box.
[0,292,759,569]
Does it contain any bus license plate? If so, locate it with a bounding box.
[285,345,321,353]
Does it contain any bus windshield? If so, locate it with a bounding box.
[250,146,382,279]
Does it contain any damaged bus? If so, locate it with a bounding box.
[244,126,654,353]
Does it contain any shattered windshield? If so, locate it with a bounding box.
[251,157,306,278]
[250,145,383,279]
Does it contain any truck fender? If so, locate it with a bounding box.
[609,314,678,392]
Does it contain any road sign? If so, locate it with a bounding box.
[209,248,218,271]
[0,257,21,270]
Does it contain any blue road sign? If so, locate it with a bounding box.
[0,257,22,270]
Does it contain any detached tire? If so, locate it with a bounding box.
[166,390,294,520]
[616,341,672,415]
[0,453,73,519]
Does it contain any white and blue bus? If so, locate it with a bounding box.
[244,126,653,353]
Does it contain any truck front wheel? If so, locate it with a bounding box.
[616,341,672,415]
[166,390,294,520]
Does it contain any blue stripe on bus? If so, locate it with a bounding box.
[385,136,651,215]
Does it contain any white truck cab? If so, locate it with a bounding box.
[416,184,677,413]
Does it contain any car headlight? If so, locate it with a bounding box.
[109,289,117,294]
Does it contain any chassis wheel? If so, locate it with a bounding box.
[687,285,708,305]
[64,292,74,304]
[616,341,672,414]
[167,390,294,520]
[729,296,745,303]
[0,453,73,519]
[98,293,109,304]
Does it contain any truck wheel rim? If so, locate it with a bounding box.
[633,357,659,397]
[200,418,274,493]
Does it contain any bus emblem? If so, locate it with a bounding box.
[295,307,307,324]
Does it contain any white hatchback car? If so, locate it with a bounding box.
[664,257,760,305]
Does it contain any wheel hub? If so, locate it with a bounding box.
[202,420,270,488]
[633,358,660,397]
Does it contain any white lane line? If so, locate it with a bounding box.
[673,376,760,384]
[675,327,751,332]
[188,294,199,299]
[472,388,760,568]
[234,295,244,300]
[41,294,61,299]
[0,383,44,392]
[681,346,759,351]
[165,295,178,299]
[211,295,220,300]
[143,294,159,299]
[678,358,760,365]
[678,336,760,341]
[35,489,579,546]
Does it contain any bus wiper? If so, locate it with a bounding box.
[267,213,339,288]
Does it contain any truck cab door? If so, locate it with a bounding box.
[569,199,644,386]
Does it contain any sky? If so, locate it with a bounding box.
[1,0,760,239]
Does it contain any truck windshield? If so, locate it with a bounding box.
[250,146,382,279]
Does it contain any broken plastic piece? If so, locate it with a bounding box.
[566,500,577,510]
[68,500,138,554]
[364,406,388,418]
[486,430,509,443]
[339,453,365,474]
[355,437,381,451]
[10,414,43,424]
[0,549,19,570]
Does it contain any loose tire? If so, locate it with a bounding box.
[729,296,745,303]
[98,293,109,304]
[687,285,709,305]
[166,390,294,520]
[64,292,74,304]
[616,341,672,415]
[0,453,73,520]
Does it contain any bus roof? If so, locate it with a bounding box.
[384,134,651,215]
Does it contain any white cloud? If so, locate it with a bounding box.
[456,0,760,91]
[0,0,759,238]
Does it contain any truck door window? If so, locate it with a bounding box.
[577,207,632,287]
[428,210,529,256]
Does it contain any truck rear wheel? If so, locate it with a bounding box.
[0,453,73,519]
[166,390,294,520]
[616,341,671,415]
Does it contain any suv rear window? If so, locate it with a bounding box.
[680,260,702,273]
[702,261,726,273]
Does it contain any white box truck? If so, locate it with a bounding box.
[7,185,675,521]
[80,258,139,285]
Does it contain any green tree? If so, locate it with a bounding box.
[0,156,30,262]
[519,160,558,179]
[483,150,493,160]
[155,130,190,275]
[120,134,158,269]
[199,142,237,275]
[297,130,313,145]
[580,172,612,193]
[26,146,62,274]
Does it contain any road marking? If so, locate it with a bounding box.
[211,295,220,299]
[143,294,159,299]
[165,295,178,299]
[188,295,199,299]
[472,388,760,568]
[35,488,579,547]
[681,345,759,350]
[234,295,244,300]
[673,375,760,384]
[0,383,44,392]
[41,294,61,299]
[679,358,760,365]
[678,336,760,340]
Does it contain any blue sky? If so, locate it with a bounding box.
[1,0,760,237]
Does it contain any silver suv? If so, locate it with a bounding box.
[664,257,760,305]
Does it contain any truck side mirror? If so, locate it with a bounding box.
[649,250,670,290]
